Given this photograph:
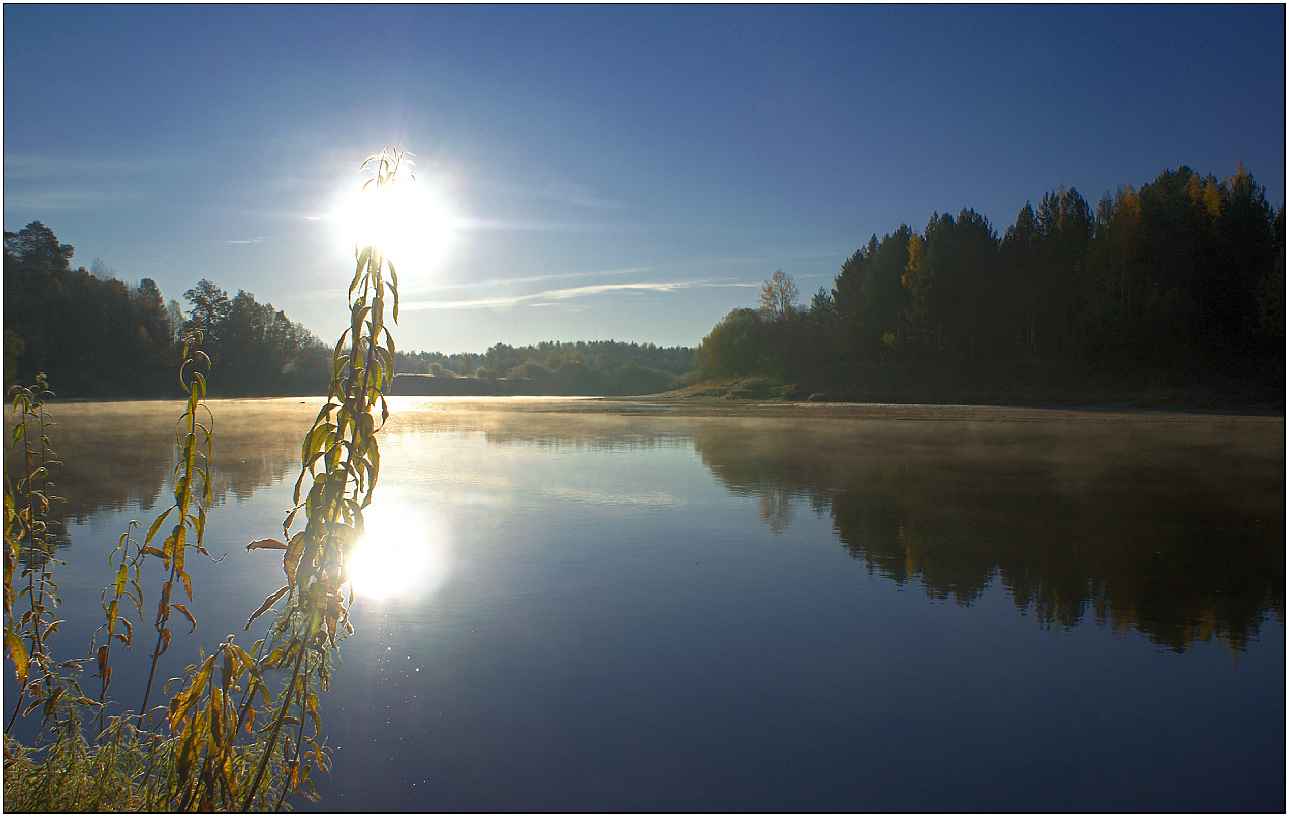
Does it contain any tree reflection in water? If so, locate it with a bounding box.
[691,416,1284,655]
[3,398,314,527]
[12,399,1282,655]
[382,404,1283,655]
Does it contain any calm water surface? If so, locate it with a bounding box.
[5,397,1284,812]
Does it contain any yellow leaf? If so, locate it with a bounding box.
[145,507,173,544]
[244,584,290,631]
[210,686,224,746]
[172,602,198,633]
[284,534,306,586]
[5,630,29,685]
[245,538,286,551]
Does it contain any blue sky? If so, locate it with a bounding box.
[4,4,1284,354]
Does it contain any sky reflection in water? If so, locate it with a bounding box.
[4,398,1283,812]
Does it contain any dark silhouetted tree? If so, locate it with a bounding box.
[183,279,232,345]
[697,308,771,379]
[5,221,74,272]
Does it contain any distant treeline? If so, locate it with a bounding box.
[3,222,697,397]
[393,340,697,396]
[3,222,332,396]
[697,164,1285,398]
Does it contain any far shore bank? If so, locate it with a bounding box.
[348,394,1284,424]
[45,390,1286,421]
[34,364,1286,422]
[657,371,1285,417]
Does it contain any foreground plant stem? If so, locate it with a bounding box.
[242,148,406,809]
[2,150,410,812]
[5,375,62,734]
[138,336,212,729]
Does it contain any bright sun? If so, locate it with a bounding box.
[333,172,457,276]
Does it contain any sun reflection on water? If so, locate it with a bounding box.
[347,503,452,600]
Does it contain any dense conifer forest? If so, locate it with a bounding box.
[1,223,696,397]
[3,222,333,396]
[391,340,696,396]
[695,164,1284,407]
[6,164,1283,406]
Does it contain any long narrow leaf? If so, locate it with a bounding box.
[245,584,291,631]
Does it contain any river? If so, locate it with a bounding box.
[4,397,1284,811]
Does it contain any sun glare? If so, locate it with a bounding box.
[346,504,452,600]
[333,172,457,276]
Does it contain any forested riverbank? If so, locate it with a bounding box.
[691,164,1284,411]
[2,223,695,399]
[667,363,1283,414]
[6,164,1283,409]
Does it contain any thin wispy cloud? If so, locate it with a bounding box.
[397,266,650,298]
[495,266,648,286]
[224,236,266,245]
[689,255,771,267]
[4,153,173,210]
[469,176,630,212]
[3,154,172,180]
[401,278,757,311]
[192,203,329,222]
[458,217,648,234]
[2,187,128,210]
[289,267,654,306]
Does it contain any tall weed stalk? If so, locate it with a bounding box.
[4,374,80,736]
[3,148,410,811]
[136,333,217,728]
[240,147,406,806]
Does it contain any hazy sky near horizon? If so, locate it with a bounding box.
[4,4,1285,354]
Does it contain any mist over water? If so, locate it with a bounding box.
[6,398,1283,811]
